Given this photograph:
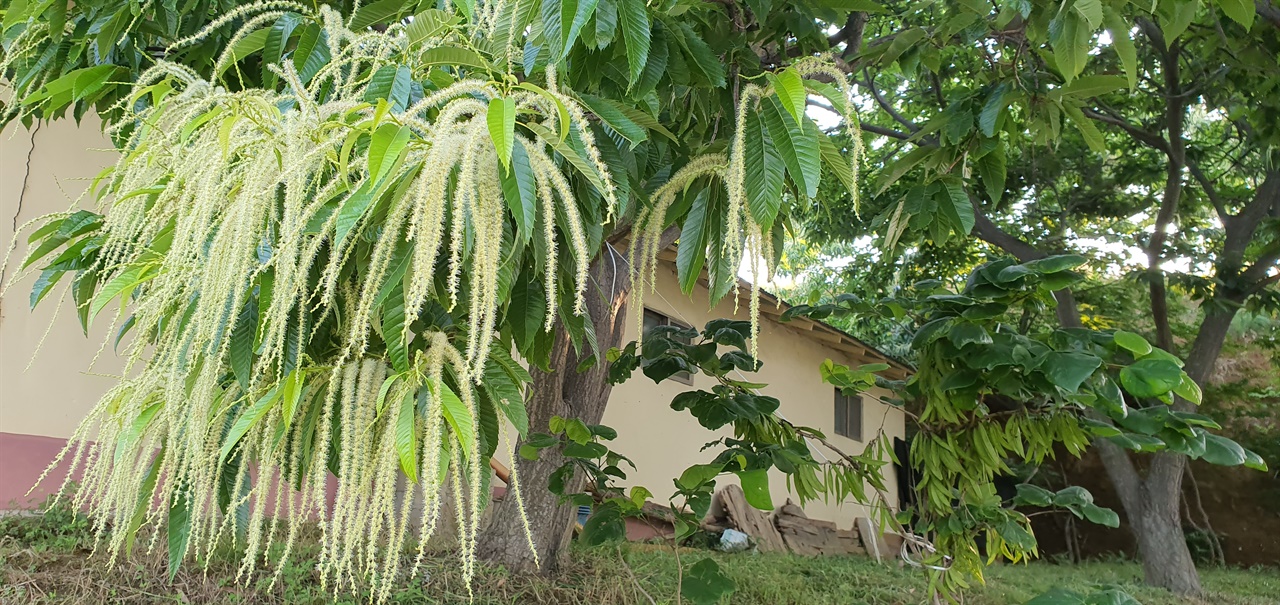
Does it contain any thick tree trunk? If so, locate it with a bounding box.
[477,230,678,572]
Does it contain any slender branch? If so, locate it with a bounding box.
[1187,160,1230,224]
[1082,108,1170,154]
[861,71,921,133]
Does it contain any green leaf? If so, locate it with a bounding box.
[1243,448,1269,471]
[577,93,648,146]
[940,181,976,235]
[768,69,807,125]
[676,188,712,294]
[617,0,651,87]
[501,139,537,243]
[349,0,413,30]
[876,146,933,194]
[1119,358,1184,398]
[437,380,476,457]
[1104,9,1138,90]
[508,271,546,354]
[743,112,785,230]
[1054,75,1127,99]
[167,490,192,581]
[678,463,723,490]
[487,96,516,169]
[407,9,462,45]
[1112,330,1152,356]
[1041,351,1102,393]
[418,46,492,71]
[819,131,859,207]
[977,142,1006,203]
[1173,374,1203,405]
[543,0,602,61]
[736,469,774,510]
[293,24,332,85]
[1200,433,1247,466]
[670,20,726,87]
[1062,103,1106,153]
[1024,254,1087,273]
[368,123,412,182]
[1015,484,1055,507]
[682,558,737,605]
[397,391,418,481]
[979,83,1009,137]
[948,322,992,347]
[383,282,409,372]
[1073,0,1103,28]
[594,0,619,47]
[581,507,626,545]
[89,264,152,322]
[761,96,820,198]
[1216,0,1255,30]
[220,387,282,464]
[1082,503,1119,528]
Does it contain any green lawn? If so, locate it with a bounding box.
[2,506,1275,604]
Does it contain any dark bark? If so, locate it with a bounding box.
[476,229,679,573]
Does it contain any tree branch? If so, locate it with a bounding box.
[1082,108,1171,154]
[1186,160,1230,225]
[861,70,920,133]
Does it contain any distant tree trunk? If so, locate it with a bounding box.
[477,229,678,573]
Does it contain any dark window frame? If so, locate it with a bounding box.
[834,389,863,441]
[642,308,694,385]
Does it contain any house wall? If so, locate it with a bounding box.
[595,263,904,529]
[0,119,124,506]
[0,120,907,530]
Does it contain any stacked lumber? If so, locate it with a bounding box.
[773,501,864,556]
[701,487,900,560]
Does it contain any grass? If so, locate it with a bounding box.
[2,504,1276,604]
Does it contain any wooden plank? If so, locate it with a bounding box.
[773,500,858,556]
[707,485,788,553]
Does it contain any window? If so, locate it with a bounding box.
[834,390,863,441]
[642,308,694,385]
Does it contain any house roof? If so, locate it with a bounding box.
[652,250,913,381]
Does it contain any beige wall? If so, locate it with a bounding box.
[1,118,122,439]
[0,120,906,527]
[595,263,903,528]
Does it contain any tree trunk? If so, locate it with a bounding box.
[1130,471,1203,595]
[477,230,677,572]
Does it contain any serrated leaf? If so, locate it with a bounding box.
[670,20,725,87]
[436,380,476,457]
[349,0,412,30]
[977,142,1006,203]
[396,391,418,481]
[501,139,537,243]
[1062,103,1106,153]
[676,188,711,294]
[743,112,785,230]
[167,489,192,581]
[769,69,807,125]
[761,96,820,198]
[418,46,491,71]
[1073,0,1103,28]
[1104,9,1138,90]
[220,387,282,464]
[618,0,651,86]
[979,83,1009,137]
[1216,0,1255,30]
[577,92,648,146]
[487,96,516,169]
